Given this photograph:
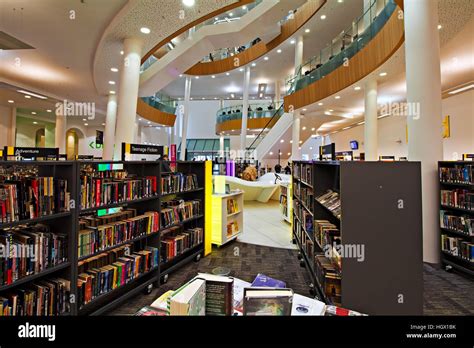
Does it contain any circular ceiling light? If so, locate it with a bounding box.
[251,63,256,67]
[318,102,323,106]
[379,72,387,76]
[108,81,115,85]
[25,95,31,99]
[111,67,118,72]
[211,75,216,78]
[354,86,361,90]
[31,112,36,115]
[335,95,341,99]
[277,49,282,53]
[305,29,310,33]
[8,100,14,103]
[226,72,230,76]
[290,39,296,44]
[110,91,116,94]
[320,15,327,20]
[47,109,52,112]
[33,121,38,124]
[182,0,195,7]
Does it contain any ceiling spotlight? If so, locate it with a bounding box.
[110,91,116,95]
[82,118,86,121]
[108,81,115,85]
[302,126,306,130]
[25,95,31,99]
[239,68,244,72]
[111,67,118,72]
[280,139,284,143]
[277,49,282,53]
[302,108,307,111]
[264,56,269,61]
[230,93,235,98]
[305,29,310,33]
[290,39,296,44]
[338,0,344,2]
[310,147,313,150]
[318,102,323,106]
[202,97,205,100]
[179,74,183,77]
[226,72,230,76]
[290,140,293,144]
[33,121,38,124]
[140,27,151,34]
[211,75,216,78]
[288,152,291,156]
[31,112,36,115]
[102,123,106,126]
[84,123,89,126]
[329,109,334,112]
[335,95,341,99]
[147,121,151,124]
[215,17,219,21]
[182,0,195,7]
[229,12,233,17]
[17,89,47,99]
[47,109,52,112]
[7,100,14,103]
[379,72,387,77]
[320,15,327,20]
[195,76,199,79]
[242,5,247,9]
[311,127,315,131]
[269,152,273,155]
[251,63,256,67]
[438,24,442,30]
[354,86,361,90]
[299,140,303,144]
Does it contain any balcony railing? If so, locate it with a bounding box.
[141,93,177,115]
[286,0,397,94]
[216,101,283,125]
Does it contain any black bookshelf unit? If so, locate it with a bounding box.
[438,161,474,278]
[0,160,208,316]
[292,160,423,315]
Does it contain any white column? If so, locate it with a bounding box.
[291,111,301,160]
[180,76,192,161]
[54,109,67,153]
[8,107,16,147]
[113,38,143,160]
[295,35,304,72]
[240,66,251,154]
[405,0,443,264]
[275,80,281,106]
[364,79,378,161]
[102,94,117,160]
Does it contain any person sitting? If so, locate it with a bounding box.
[256,106,263,111]
[267,104,274,110]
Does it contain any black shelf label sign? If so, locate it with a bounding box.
[319,143,336,160]
[463,154,474,160]
[3,146,59,160]
[122,143,164,160]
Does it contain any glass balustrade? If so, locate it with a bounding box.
[286,0,397,94]
[141,93,178,115]
[216,101,284,125]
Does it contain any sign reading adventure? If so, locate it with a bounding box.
[121,143,164,161]
[3,147,59,161]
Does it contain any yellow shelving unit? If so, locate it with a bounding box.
[211,191,244,247]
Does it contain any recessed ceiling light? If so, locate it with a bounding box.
[239,68,244,72]
[7,100,14,103]
[324,111,331,115]
[214,97,218,100]
[299,140,302,144]
[311,128,315,131]
[320,15,326,20]
[83,118,86,121]
[147,121,151,124]
[448,84,474,94]
[438,24,442,30]
[338,0,344,3]
[379,72,387,77]
[302,126,306,130]
[354,86,361,90]
[33,121,38,124]
[305,29,310,33]
[329,109,334,112]
[251,63,256,67]
[140,27,151,34]
[230,93,235,98]
[277,49,282,53]
[18,90,47,99]
[269,152,273,155]
[25,95,31,99]
[179,74,183,77]
[264,56,269,61]
[310,147,313,150]
[290,39,296,44]
[242,5,247,9]
[302,108,307,111]
[202,97,205,100]
[31,112,36,115]
[318,102,323,106]
[335,96,341,99]
[211,75,216,78]
[46,109,52,112]
[84,123,89,126]
[215,17,219,21]
[229,12,233,17]
[120,50,124,55]
[110,91,116,94]
[290,140,293,144]
[226,72,230,76]
[280,139,284,143]
[195,76,199,79]
[288,152,291,156]
[102,123,106,126]
[182,0,195,7]
[108,81,115,85]
[110,67,118,72]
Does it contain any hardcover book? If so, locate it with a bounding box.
[251,273,286,288]
[169,278,206,316]
[243,288,293,316]
[196,273,234,316]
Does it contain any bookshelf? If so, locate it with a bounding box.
[211,191,244,246]
[279,183,291,223]
[0,159,209,316]
[438,161,474,277]
[292,160,423,315]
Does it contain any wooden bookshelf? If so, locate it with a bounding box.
[292,160,423,315]
[438,161,474,278]
[0,159,209,316]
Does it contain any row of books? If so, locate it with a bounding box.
[295,184,313,213]
[315,253,342,306]
[294,200,313,234]
[0,177,69,223]
[440,189,474,211]
[161,173,199,194]
[316,190,341,219]
[439,165,473,184]
[315,220,340,251]
[226,221,239,237]
[0,225,68,286]
[441,234,474,262]
[80,171,158,209]
[293,217,314,263]
[294,163,312,184]
[77,244,159,308]
[0,277,71,316]
[280,195,288,217]
[440,210,473,236]
[78,210,160,259]
[161,199,202,228]
[227,199,239,215]
[161,227,203,263]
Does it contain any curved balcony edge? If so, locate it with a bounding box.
[284,0,404,112]
[136,98,177,127]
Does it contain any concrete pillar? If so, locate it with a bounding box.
[103,94,117,160]
[405,0,443,264]
[364,79,378,161]
[180,76,192,160]
[54,109,67,153]
[113,38,143,160]
[291,111,301,160]
[7,107,16,147]
[240,66,251,154]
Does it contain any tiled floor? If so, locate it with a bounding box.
[238,200,296,249]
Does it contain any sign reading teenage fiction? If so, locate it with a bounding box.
[3,146,59,161]
[121,143,164,161]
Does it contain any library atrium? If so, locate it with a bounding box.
[0,0,473,329]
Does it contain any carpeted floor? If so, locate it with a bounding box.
[107,241,473,315]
